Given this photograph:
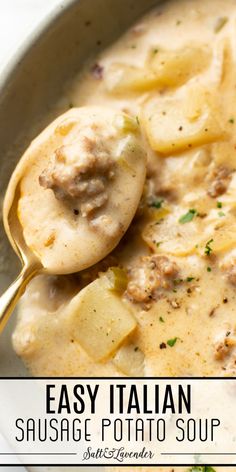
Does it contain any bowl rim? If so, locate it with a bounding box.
[0,0,77,94]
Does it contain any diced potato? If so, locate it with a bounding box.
[67,277,137,361]
[149,45,210,87]
[143,205,236,257]
[105,45,210,94]
[141,86,226,155]
[105,63,159,93]
[142,211,204,256]
[147,206,170,222]
[197,219,236,256]
[113,343,145,376]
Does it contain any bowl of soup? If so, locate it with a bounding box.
[0,0,236,472]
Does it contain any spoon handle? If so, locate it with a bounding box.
[0,264,39,334]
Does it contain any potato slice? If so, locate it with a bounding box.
[149,45,210,87]
[113,343,144,376]
[142,86,226,155]
[143,204,236,258]
[197,218,236,256]
[142,211,204,256]
[105,63,159,93]
[105,45,210,94]
[67,276,137,361]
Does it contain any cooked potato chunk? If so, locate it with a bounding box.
[67,276,137,361]
[113,343,144,376]
[149,45,210,87]
[142,211,204,256]
[197,219,236,256]
[142,86,226,155]
[105,63,159,93]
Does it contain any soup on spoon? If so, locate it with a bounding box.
[0,106,146,330]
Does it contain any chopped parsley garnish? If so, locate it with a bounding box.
[153,48,159,54]
[167,337,178,347]
[150,198,164,209]
[186,276,195,282]
[136,115,140,125]
[229,117,235,124]
[218,211,225,217]
[207,266,212,272]
[217,201,222,208]
[179,209,197,224]
[205,238,214,256]
[159,316,165,323]
[156,241,162,248]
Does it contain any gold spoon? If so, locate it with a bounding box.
[0,183,42,333]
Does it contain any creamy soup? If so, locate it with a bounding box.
[10,0,236,470]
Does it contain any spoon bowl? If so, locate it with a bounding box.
[0,106,146,333]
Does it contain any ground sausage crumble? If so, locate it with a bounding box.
[39,131,115,217]
[126,254,179,303]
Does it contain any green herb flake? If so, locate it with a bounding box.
[207,266,212,272]
[218,211,225,217]
[217,201,222,208]
[176,19,182,26]
[167,337,178,347]
[214,16,228,33]
[205,238,214,256]
[179,209,197,224]
[153,48,159,54]
[159,316,165,323]
[136,115,140,125]
[150,198,164,209]
[229,117,235,124]
[186,277,195,282]
[173,278,183,285]
[156,241,162,248]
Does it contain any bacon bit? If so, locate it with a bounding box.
[91,63,104,80]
